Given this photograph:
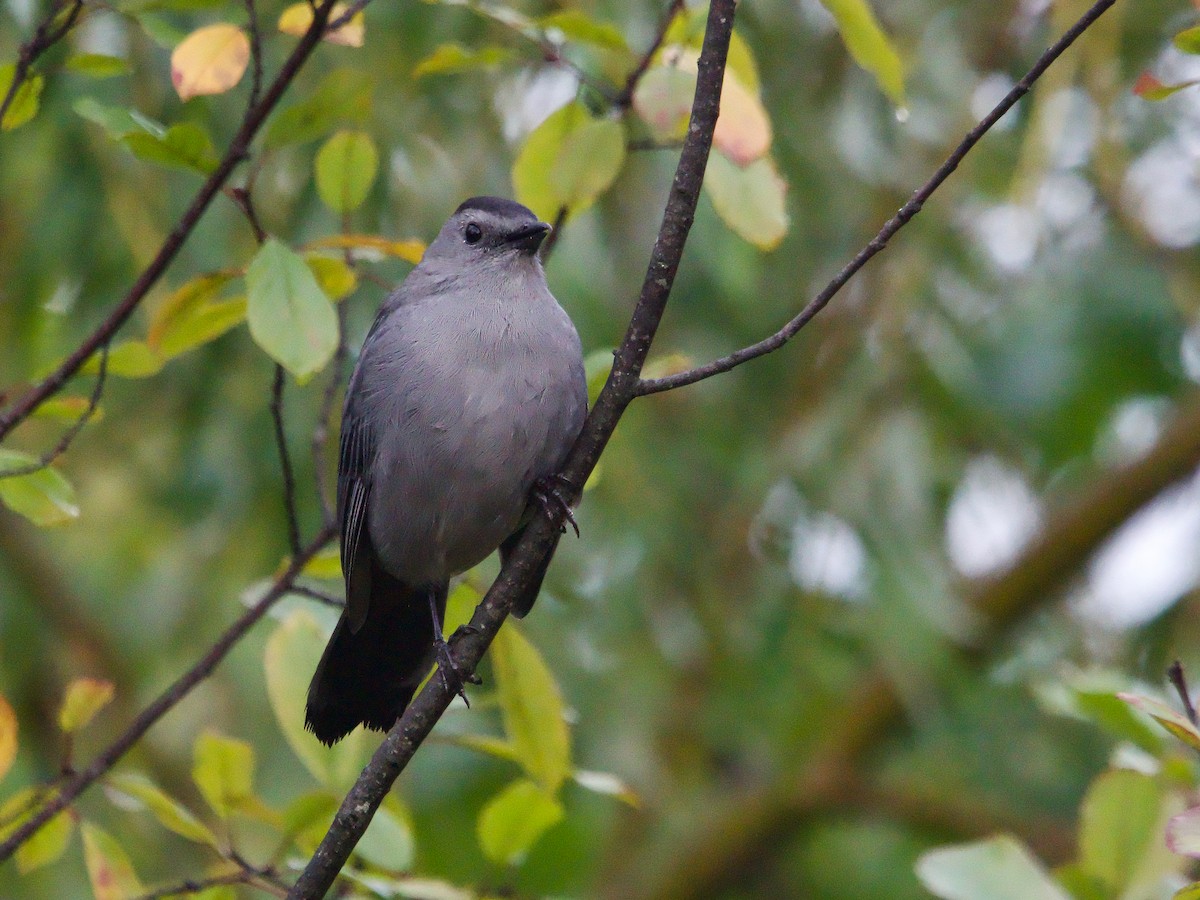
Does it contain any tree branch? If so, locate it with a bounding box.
[635,0,1119,397]
[0,0,84,126]
[0,342,108,479]
[613,0,685,110]
[0,525,335,864]
[0,0,348,443]
[285,0,737,894]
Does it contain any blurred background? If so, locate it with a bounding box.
[5,0,1200,895]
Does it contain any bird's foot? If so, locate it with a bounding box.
[433,636,482,707]
[532,475,579,538]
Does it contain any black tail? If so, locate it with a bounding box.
[305,572,447,746]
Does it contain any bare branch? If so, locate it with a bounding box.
[537,206,568,263]
[285,0,738,894]
[131,859,286,899]
[243,0,264,109]
[272,365,303,557]
[0,525,335,864]
[0,342,109,479]
[290,583,344,608]
[635,0,1120,397]
[1168,661,1198,728]
[0,0,84,126]
[613,0,685,109]
[0,0,351,443]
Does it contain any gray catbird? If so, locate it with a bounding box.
[304,197,587,746]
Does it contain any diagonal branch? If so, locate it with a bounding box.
[0,525,335,864]
[0,0,348,444]
[635,0,1119,397]
[0,0,84,126]
[285,0,738,894]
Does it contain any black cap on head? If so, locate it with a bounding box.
[455,196,538,221]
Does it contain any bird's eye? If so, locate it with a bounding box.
[464,223,483,244]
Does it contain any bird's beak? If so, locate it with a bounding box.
[504,221,551,254]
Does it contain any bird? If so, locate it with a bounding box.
[304,196,588,746]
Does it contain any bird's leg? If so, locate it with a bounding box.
[428,589,481,706]
[531,474,580,538]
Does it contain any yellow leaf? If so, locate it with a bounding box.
[0,694,16,782]
[171,24,250,101]
[278,3,364,48]
[58,678,115,733]
[304,234,425,264]
[82,822,143,900]
[714,72,772,165]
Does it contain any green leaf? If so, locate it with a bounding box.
[159,297,246,359]
[1174,882,1200,900]
[1078,769,1163,892]
[704,153,789,250]
[819,0,905,106]
[355,800,415,872]
[539,11,628,50]
[0,65,43,131]
[123,122,219,173]
[492,625,570,792]
[0,450,80,527]
[82,341,165,378]
[135,12,189,47]
[0,693,15,783]
[548,116,626,211]
[246,238,339,383]
[514,102,625,221]
[300,544,343,581]
[280,790,338,851]
[14,807,73,874]
[476,778,563,866]
[1118,692,1200,751]
[264,610,369,788]
[441,733,521,763]
[73,98,145,138]
[193,731,255,819]
[106,772,220,848]
[82,822,144,900]
[306,256,358,302]
[915,835,1071,900]
[315,130,378,214]
[58,678,115,733]
[65,54,131,77]
[33,396,104,423]
[1175,26,1200,55]
[1168,806,1200,858]
[412,42,516,77]
[265,68,372,148]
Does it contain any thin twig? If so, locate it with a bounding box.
[131,861,286,899]
[0,0,84,126]
[0,526,335,864]
[290,583,345,608]
[614,0,685,109]
[0,0,347,443]
[285,1,737,894]
[0,343,109,479]
[243,0,264,109]
[635,0,1119,397]
[1169,661,1198,727]
[272,365,302,558]
[538,206,568,263]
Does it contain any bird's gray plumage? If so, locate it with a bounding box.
[305,197,587,745]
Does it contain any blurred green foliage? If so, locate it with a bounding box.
[4,0,1200,895]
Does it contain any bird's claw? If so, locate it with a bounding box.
[433,637,481,707]
[532,475,580,538]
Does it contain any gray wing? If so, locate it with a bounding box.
[338,304,397,633]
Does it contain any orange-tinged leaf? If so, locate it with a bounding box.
[171,24,249,101]
[714,72,771,165]
[278,3,364,48]
[58,678,115,733]
[1118,692,1200,750]
[0,694,15,782]
[1133,71,1198,101]
[82,822,143,900]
